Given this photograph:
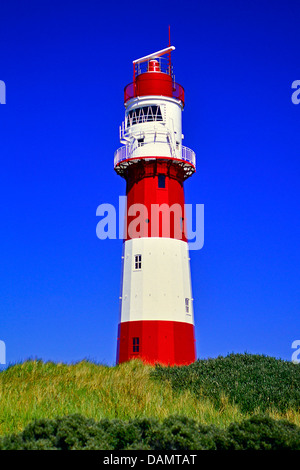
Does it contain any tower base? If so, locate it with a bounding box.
[116,320,196,366]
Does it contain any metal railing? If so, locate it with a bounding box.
[134,57,172,77]
[181,146,196,166]
[114,145,131,166]
[114,143,196,169]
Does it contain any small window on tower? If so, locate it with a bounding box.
[158,174,166,188]
[134,254,142,270]
[126,106,163,127]
[133,337,139,353]
[156,106,163,121]
[185,298,190,313]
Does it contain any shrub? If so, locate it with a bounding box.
[225,414,300,450]
[1,414,300,450]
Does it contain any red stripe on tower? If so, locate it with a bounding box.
[114,44,196,366]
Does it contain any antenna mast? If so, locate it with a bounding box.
[168,25,171,75]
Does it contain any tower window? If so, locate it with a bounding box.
[133,337,139,352]
[158,174,166,188]
[126,105,163,127]
[185,298,190,313]
[134,254,142,270]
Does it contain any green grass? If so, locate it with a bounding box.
[152,353,300,413]
[0,359,243,435]
[0,353,299,438]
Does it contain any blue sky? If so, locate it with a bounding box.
[0,0,299,367]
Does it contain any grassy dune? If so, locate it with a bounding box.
[0,354,300,438]
[0,359,243,436]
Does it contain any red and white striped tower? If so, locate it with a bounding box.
[114,44,196,366]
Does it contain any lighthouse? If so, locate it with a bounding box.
[114,45,196,366]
